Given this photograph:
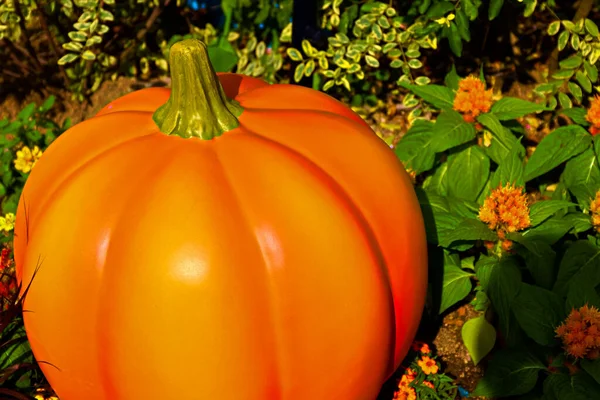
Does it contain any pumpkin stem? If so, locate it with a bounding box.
[153,39,244,139]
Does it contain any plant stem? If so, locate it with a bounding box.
[13,0,43,72]
[31,0,69,85]
[153,39,244,140]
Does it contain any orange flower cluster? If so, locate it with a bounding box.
[479,183,531,236]
[556,305,600,359]
[586,95,600,135]
[589,191,600,233]
[394,369,417,400]
[453,76,494,122]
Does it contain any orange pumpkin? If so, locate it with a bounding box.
[14,39,427,400]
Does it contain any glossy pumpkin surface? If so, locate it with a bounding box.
[14,40,427,400]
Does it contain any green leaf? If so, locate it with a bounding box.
[207,41,239,73]
[561,107,591,125]
[455,8,471,42]
[562,137,600,206]
[554,240,600,296]
[293,63,306,82]
[558,30,570,51]
[286,48,303,61]
[569,82,583,103]
[584,60,599,83]
[440,263,474,314]
[558,91,573,108]
[394,120,436,174]
[559,55,583,69]
[524,125,592,182]
[577,70,593,93]
[582,359,600,385]
[490,149,525,188]
[471,350,545,397]
[422,163,449,196]
[431,110,477,152]
[444,64,460,90]
[586,19,600,37]
[478,114,525,164]
[58,53,79,65]
[511,283,565,346]
[447,23,463,57]
[425,1,454,18]
[511,236,557,290]
[548,21,561,35]
[446,146,490,201]
[438,218,498,248]
[463,0,478,20]
[488,258,522,341]
[491,97,546,120]
[529,200,576,226]
[521,215,574,245]
[400,83,455,109]
[544,373,600,400]
[564,212,593,233]
[461,316,496,365]
[488,0,504,20]
[81,50,96,61]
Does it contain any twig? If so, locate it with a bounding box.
[12,0,44,72]
[32,0,69,85]
[2,39,35,74]
[119,0,172,64]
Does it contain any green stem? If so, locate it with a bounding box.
[153,39,243,140]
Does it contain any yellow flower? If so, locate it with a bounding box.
[479,183,531,236]
[0,213,16,232]
[453,75,494,122]
[14,145,43,173]
[417,355,439,375]
[435,13,455,27]
[586,95,600,135]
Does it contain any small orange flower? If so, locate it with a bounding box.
[423,380,435,390]
[556,304,600,360]
[589,190,600,232]
[420,343,431,354]
[586,95,600,135]
[453,76,494,122]
[479,183,531,236]
[417,356,439,375]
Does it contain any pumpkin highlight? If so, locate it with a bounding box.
[14,39,427,400]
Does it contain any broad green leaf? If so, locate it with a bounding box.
[489,149,525,188]
[558,91,573,108]
[562,138,600,206]
[394,120,436,174]
[431,110,477,152]
[529,200,576,226]
[440,263,474,314]
[488,258,522,341]
[422,163,449,195]
[447,23,463,57]
[510,236,557,289]
[461,316,496,365]
[561,107,590,125]
[554,240,600,296]
[512,283,565,346]
[544,373,600,400]
[207,41,239,72]
[438,217,498,248]
[582,360,600,386]
[400,83,455,109]
[491,97,546,120]
[456,8,471,42]
[471,350,545,397]
[521,216,574,245]
[488,0,503,20]
[524,125,591,182]
[447,146,490,201]
[444,64,460,90]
